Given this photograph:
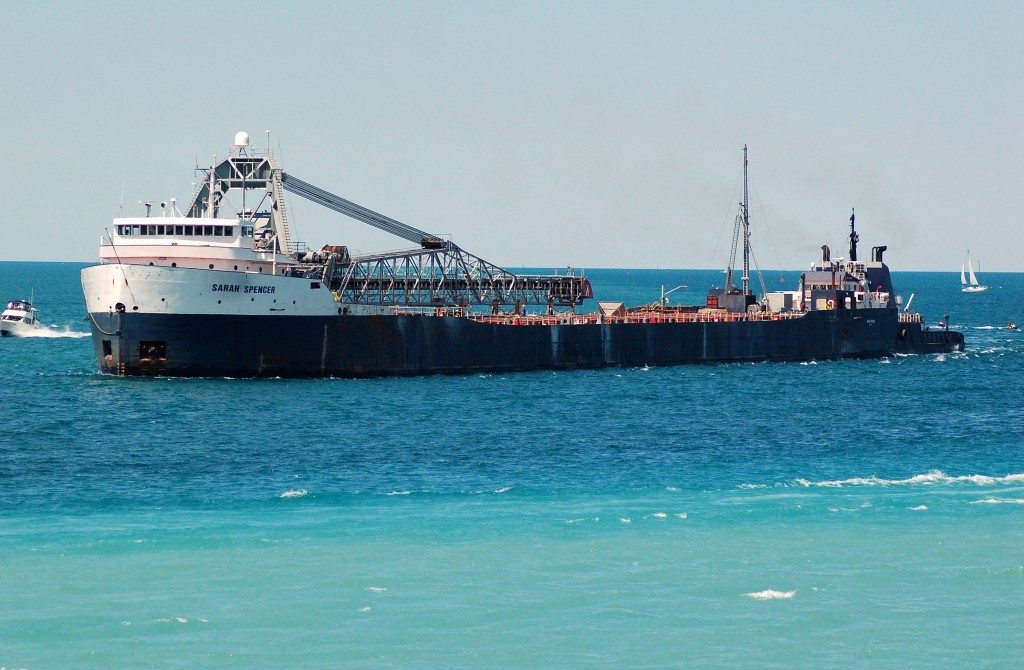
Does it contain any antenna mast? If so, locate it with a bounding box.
[742,144,750,296]
[848,207,859,262]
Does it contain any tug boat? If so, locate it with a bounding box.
[80,135,964,377]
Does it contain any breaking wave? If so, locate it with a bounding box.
[745,589,795,600]
[792,470,1024,488]
[970,498,1024,505]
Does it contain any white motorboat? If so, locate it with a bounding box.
[0,299,43,337]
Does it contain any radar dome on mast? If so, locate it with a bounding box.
[233,131,250,148]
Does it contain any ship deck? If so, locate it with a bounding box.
[388,307,925,326]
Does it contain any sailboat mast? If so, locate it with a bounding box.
[742,145,750,296]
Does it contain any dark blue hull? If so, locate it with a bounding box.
[86,308,964,377]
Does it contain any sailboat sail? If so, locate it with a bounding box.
[961,251,988,292]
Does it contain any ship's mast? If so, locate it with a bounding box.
[742,144,750,296]
[848,207,859,262]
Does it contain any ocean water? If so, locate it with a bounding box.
[1,261,1023,669]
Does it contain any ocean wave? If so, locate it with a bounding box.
[744,589,795,600]
[793,470,1024,489]
[279,489,308,498]
[970,498,1024,505]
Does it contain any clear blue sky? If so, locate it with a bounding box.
[2,1,1020,271]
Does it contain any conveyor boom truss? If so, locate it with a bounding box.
[329,246,591,309]
[282,174,591,309]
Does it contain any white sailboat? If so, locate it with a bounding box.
[960,251,988,292]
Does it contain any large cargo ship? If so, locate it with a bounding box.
[81,135,963,377]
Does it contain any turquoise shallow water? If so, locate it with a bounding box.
[1,262,1023,668]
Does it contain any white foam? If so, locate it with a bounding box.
[365,586,387,592]
[358,607,371,612]
[6,325,91,339]
[619,517,632,524]
[794,470,1024,489]
[385,490,412,496]
[493,486,511,494]
[652,512,667,519]
[176,617,189,624]
[909,505,928,511]
[565,517,600,524]
[745,589,795,600]
[675,513,688,519]
[279,489,308,498]
[971,498,1024,505]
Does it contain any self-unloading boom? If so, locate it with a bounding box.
[186,142,591,308]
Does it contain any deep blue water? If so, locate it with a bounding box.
[1,261,1023,668]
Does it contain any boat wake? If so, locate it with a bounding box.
[5,325,91,339]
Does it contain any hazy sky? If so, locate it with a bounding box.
[2,1,1021,271]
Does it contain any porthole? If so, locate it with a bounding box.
[209,264,214,269]
[234,265,238,270]
[171,262,177,267]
